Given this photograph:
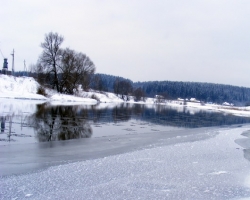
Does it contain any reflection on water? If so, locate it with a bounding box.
[1,116,6,132]
[29,105,92,142]
[88,104,250,128]
[1,103,250,144]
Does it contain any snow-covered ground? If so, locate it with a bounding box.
[1,125,250,199]
[1,74,250,117]
[0,74,46,100]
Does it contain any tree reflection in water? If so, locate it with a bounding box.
[112,104,132,122]
[27,103,250,143]
[30,104,92,142]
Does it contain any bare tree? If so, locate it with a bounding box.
[113,78,120,95]
[77,52,95,91]
[39,32,64,92]
[59,48,78,94]
[91,74,106,91]
[133,87,146,102]
[113,79,133,100]
[37,32,95,94]
[59,48,95,94]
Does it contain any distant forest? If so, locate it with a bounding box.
[16,71,250,106]
[134,81,250,105]
[89,73,250,105]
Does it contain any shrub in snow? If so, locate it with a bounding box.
[91,94,100,102]
[37,86,47,96]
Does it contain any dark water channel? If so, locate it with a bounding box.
[1,103,250,145]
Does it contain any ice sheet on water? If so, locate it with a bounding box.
[1,125,250,199]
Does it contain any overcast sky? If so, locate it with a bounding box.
[1,0,250,87]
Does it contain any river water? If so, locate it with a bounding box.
[1,99,250,145]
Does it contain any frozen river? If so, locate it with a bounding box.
[1,100,250,199]
[1,125,250,199]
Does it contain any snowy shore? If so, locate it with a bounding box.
[1,74,250,117]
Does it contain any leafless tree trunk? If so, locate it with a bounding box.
[113,79,133,100]
[39,32,64,92]
[133,87,145,102]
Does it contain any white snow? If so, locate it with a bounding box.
[77,90,124,103]
[50,93,97,104]
[209,171,229,175]
[0,74,46,100]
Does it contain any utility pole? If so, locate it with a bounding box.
[10,49,14,76]
[23,60,27,76]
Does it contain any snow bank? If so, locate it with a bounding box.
[0,75,97,104]
[76,90,124,103]
[49,93,97,105]
[0,74,46,100]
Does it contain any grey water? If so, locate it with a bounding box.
[1,102,250,145]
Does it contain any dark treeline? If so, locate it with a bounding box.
[134,81,250,105]
[15,71,250,105]
[89,73,250,105]
[89,73,133,92]
[14,71,35,77]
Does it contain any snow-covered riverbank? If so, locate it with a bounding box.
[1,74,250,117]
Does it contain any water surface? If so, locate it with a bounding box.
[1,100,250,145]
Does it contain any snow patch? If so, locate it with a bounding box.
[209,171,228,175]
